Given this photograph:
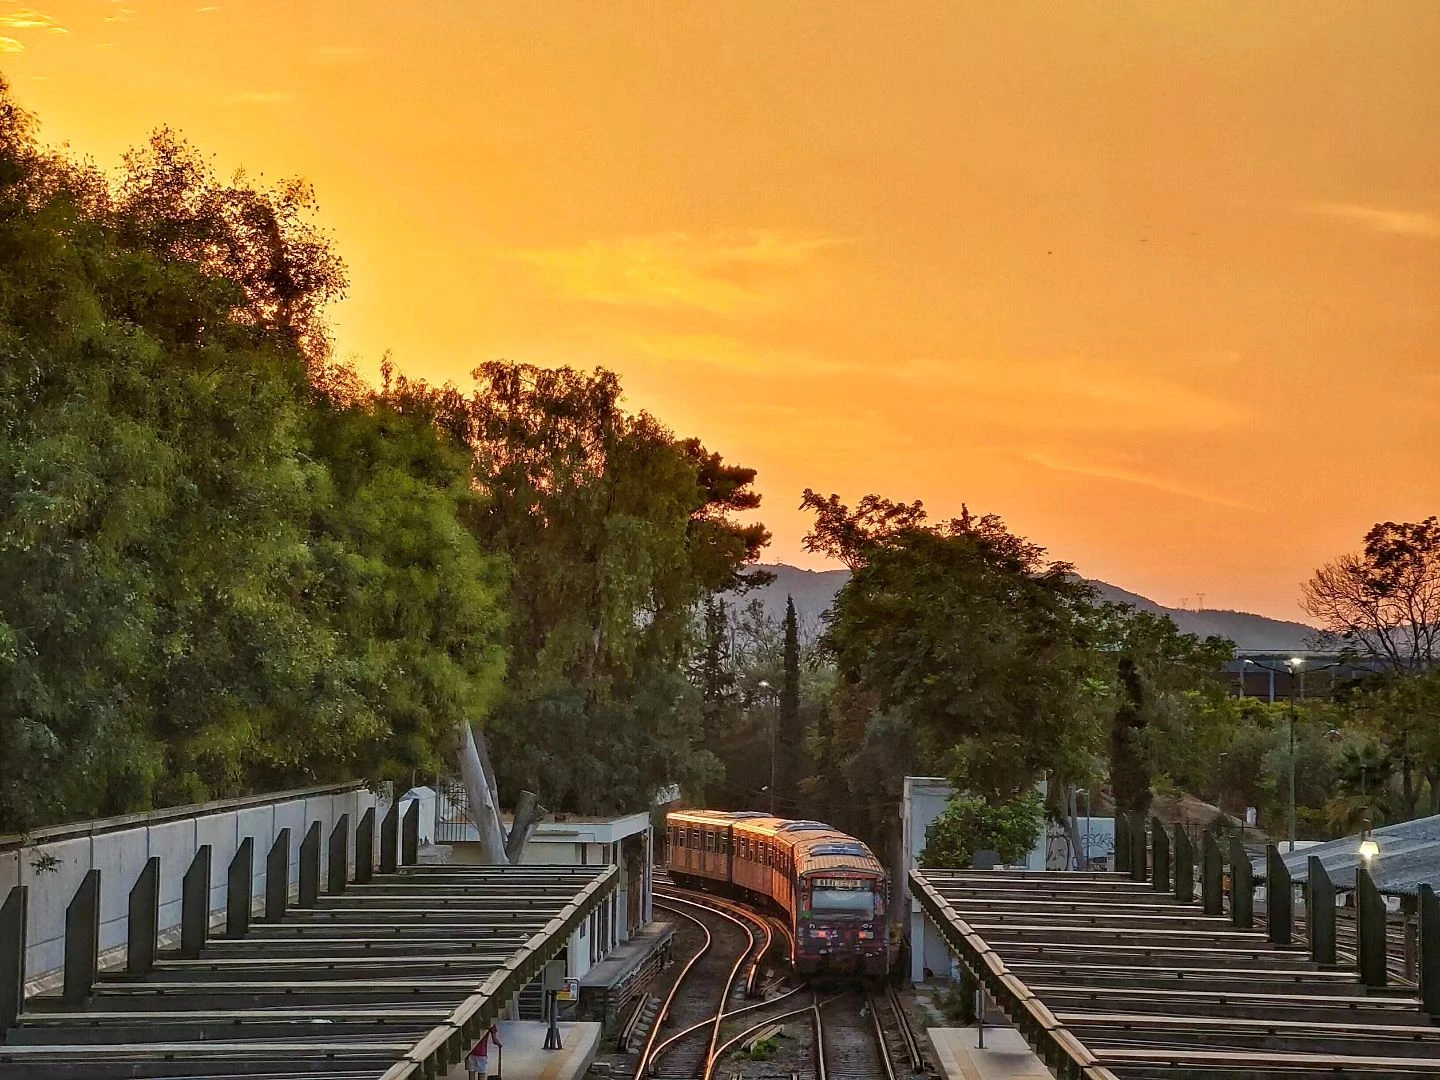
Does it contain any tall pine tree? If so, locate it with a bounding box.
[777,596,807,804]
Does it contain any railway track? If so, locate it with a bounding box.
[638,884,924,1080]
[871,984,927,1076]
[816,993,883,1080]
[639,891,771,1079]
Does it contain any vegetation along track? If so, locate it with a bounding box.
[639,891,770,1079]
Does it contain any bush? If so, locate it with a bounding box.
[744,1036,778,1060]
[920,791,1044,868]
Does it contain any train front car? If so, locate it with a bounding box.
[793,832,889,977]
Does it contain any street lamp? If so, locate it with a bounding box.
[1285,657,1304,853]
[1236,656,1344,853]
[1358,818,1380,865]
[757,680,775,815]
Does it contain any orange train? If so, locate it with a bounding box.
[664,809,889,976]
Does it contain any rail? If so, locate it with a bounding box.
[880,984,925,1073]
[644,893,762,1077]
[657,884,774,994]
[634,901,716,1078]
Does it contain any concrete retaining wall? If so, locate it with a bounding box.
[0,783,388,985]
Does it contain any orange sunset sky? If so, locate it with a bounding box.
[3,2,1438,620]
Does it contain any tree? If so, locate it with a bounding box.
[813,494,1105,802]
[800,490,927,570]
[1303,518,1440,671]
[776,596,806,797]
[464,362,766,817]
[919,792,1045,869]
[0,78,510,831]
[694,597,737,738]
[1093,605,1233,819]
[1345,670,1440,818]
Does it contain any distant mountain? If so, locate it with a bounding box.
[1082,580,1318,653]
[729,563,1318,654]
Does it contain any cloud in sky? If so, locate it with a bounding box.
[1022,452,1256,511]
[505,229,845,315]
[308,44,366,63]
[223,91,293,106]
[629,331,852,379]
[0,9,64,32]
[0,37,22,53]
[1302,202,1440,238]
[894,355,1249,434]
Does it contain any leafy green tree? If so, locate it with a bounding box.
[463,362,766,814]
[920,792,1045,868]
[305,366,509,786]
[0,80,508,830]
[1092,605,1233,819]
[1344,670,1440,817]
[700,599,741,729]
[815,496,1105,802]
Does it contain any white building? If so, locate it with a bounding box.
[445,809,654,981]
[897,776,1048,985]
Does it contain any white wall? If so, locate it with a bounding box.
[899,777,955,985]
[898,776,1049,983]
[0,785,385,987]
[399,787,436,846]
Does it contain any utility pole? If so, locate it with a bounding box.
[757,679,775,815]
[1296,659,1307,852]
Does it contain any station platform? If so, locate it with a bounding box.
[576,920,675,1026]
[444,1021,599,1080]
[929,1026,1051,1080]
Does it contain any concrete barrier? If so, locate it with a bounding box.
[0,782,389,987]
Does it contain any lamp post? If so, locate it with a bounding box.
[1238,656,1341,853]
[1285,657,1303,853]
[758,680,775,815]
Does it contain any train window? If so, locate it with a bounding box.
[705,831,715,853]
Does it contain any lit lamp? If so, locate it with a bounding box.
[1358,819,1380,865]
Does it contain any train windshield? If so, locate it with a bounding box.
[810,886,874,916]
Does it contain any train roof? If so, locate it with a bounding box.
[665,809,884,876]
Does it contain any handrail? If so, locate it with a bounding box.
[909,869,1106,1080]
[405,863,620,1075]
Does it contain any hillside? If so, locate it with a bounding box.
[730,564,1318,653]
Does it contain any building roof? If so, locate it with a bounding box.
[1252,813,1440,897]
[912,866,1440,1079]
[0,863,615,1080]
